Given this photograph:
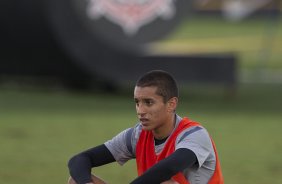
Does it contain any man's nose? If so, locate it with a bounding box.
[136,104,146,116]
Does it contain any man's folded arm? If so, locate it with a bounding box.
[130,148,197,184]
[68,144,115,184]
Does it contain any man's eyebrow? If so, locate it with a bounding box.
[134,97,153,101]
[144,98,154,101]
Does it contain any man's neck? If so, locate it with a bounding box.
[153,114,176,140]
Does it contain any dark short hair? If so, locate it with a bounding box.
[135,70,179,102]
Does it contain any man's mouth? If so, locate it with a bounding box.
[139,118,149,124]
[139,118,149,122]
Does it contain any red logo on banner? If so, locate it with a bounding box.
[86,0,176,35]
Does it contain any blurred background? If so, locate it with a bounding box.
[0,0,282,183]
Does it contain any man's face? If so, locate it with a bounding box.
[134,86,174,131]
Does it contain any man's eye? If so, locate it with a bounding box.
[145,100,153,105]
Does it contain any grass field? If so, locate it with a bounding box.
[0,83,282,184]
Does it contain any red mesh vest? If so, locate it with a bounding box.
[135,117,224,184]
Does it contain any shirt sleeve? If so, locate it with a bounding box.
[175,126,215,168]
[104,124,141,165]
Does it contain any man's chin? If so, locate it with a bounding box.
[141,124,153,131]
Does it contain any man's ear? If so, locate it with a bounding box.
[167,97,178,112]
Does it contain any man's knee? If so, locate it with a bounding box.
[91,174,107,184]
[67,175,107,184]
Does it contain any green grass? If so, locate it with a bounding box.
[150,15,282,71]
[0,83,282,184]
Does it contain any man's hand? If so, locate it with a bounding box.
[161,179,180,184]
